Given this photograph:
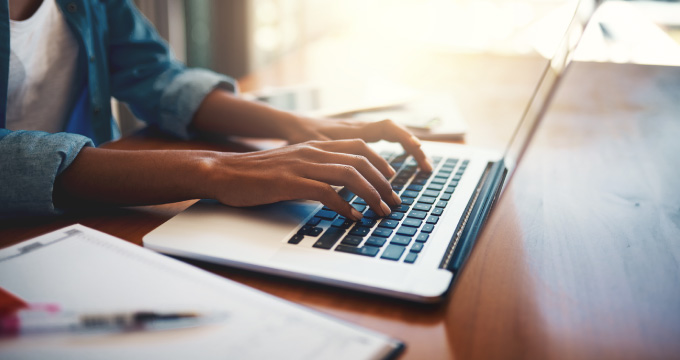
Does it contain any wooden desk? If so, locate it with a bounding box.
[1,61,679,359]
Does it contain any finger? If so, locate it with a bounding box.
[292,178,363,221]
[368,120,432,172]
[311,138,397,179]
[301,150,400,207]
[317,119,432,172]
[300,163,393,217]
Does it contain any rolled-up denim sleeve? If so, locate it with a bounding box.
[0,129,93,217]
[107,0,238,139]
[157,68,237,139]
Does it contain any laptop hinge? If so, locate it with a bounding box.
[439,159,506,271]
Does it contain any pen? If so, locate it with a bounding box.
[0,305,206,337]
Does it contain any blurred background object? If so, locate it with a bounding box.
[115,0,680,137]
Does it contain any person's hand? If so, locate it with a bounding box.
[283,116,433,172]
[204,139,403,221]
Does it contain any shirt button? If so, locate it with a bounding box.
[67,2,77,12]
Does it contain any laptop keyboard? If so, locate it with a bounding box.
[288,152,468,264]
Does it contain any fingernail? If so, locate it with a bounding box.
[380,201,392,217]
[410,135,422,146]
[391,190,402,205]
[426,158,434,171]
[351,208,363,221]
[388,165,397,177]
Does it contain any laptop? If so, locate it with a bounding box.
[144,1,594,303]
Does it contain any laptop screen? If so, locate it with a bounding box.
[501,0,596,190]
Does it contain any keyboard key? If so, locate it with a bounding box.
[406,184,424,191]
[336,245,380,257]
[413,203,431,212]
[403,218,422,228]
[331,218,353,229]
[440,193,451,201]
[430,177,447,185]
[387,212,405,220]
[436,200,448,208]
[364,210,380,219]
[431,207,444,216]
[396,226,417,237]
[391,235,411,246]
[357,218,375,228]
[407,210,427,220]
[338,188,355,202]
[353,197,367,205]
[423,190,439,198]
[308,227,323,236]
[410,178,428,185]
[404,252,418,263]
[401,190,419,198]
[410,243,424,253]
[378,219,399,229]
[352,204,367,213]
[349,226,371,237]
[422,224,435,233]
[313,227,345,249]
[296,225,313,235]
[392,184,404,192]
[306,217,322,226]
[365,236,387,247]
[426,216,439,224]
[416,233,429,242]
[315,209,337,220]
[341,236,363,246]
[381,245,406,261]
[449,180,459,187]
[444,186,455,194]
[391,204,410,213]
[288,234,304,244]
[452,175,462,181]
[427,184,444,191]
[418,196,436,204]
[372,228,393,238]
[401,197,415,205]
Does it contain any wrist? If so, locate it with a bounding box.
[188,151,224,200]
[276,112,309,143]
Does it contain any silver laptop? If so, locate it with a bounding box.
[144,2,593,303]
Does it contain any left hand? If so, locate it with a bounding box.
[285,116,433,172]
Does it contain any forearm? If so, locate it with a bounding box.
[191,89,302,141]
[53,147,215,208]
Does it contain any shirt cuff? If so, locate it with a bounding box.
[0,130,93,217]
[158,68,239,139]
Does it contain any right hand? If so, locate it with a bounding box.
[202,139,402,221]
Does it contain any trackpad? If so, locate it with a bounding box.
[144,200,319,259]
[185,199,317,242]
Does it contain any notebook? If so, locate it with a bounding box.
[0,225,403,360]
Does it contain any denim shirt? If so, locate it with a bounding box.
[0,0,237,216]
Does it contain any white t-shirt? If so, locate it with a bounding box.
[6,0,80,133]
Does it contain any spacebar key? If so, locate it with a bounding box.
[313,227,345,249]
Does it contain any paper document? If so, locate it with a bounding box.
[0,225,403,360]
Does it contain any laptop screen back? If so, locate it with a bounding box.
[501,0,596,191]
